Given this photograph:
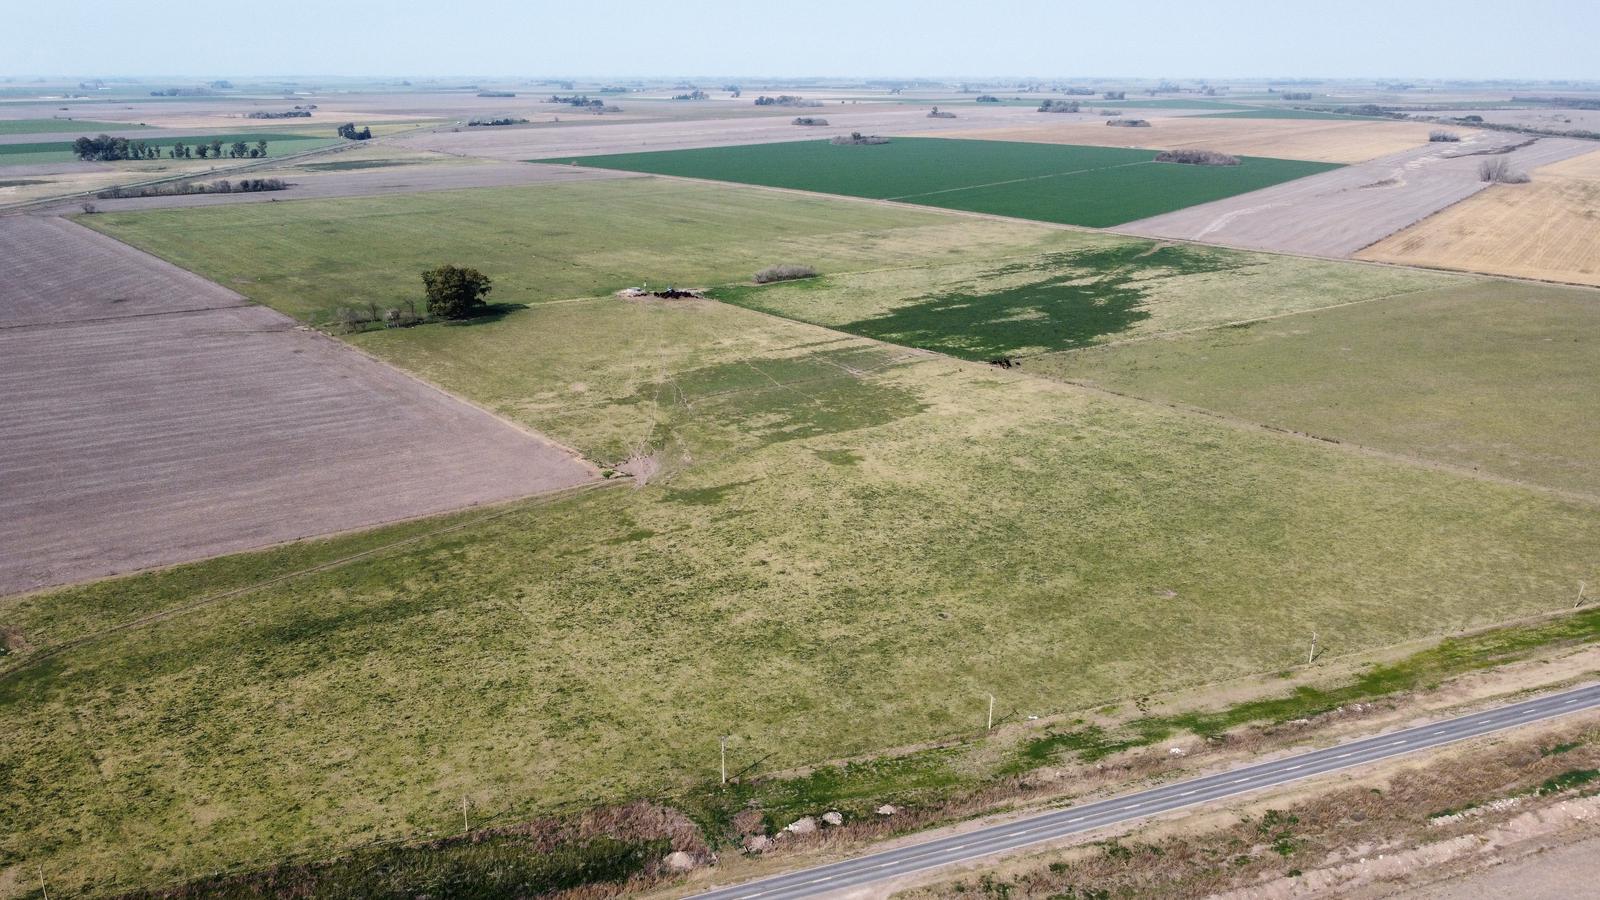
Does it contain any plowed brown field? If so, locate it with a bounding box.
[1359,147,1600,284]
[906,117,1445,163]
[0,216,595,596]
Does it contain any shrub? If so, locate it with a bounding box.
[975,95,1001,103]
[927,107,957,118]
[1038,99,1080,113]
[336,122,373,140]
[1155,148,1240,166]
[1106,118,1150,127]
[421,265,493,319]
[1429,130,1462,142]
[1103,91,1126,100]
[792,117,829,126]
[1479,157,1530,184]
[468,117,529,127]
[830,132,890,145]
[753,264,818,284]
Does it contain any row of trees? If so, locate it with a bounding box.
[72,135,269,161]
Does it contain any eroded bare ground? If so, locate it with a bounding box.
[1117,134,1597,257]
[37,160,634,213]
[0,216,595,597]
[391,104,1073,160]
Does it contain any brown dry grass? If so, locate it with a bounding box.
[919,118,1445,164]
[1359,147,1600,285]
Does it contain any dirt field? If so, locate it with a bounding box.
[1399,833,1600,899]
[906,117,1445,163]
[1358,147,1600,284]
[40,160,634,213]
[392,104,1055,159]
[1118,135,1597,257]
[0,216,593,596]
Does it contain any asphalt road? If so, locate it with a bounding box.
[695,681,1600,899]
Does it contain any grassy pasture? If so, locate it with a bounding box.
[1034,280,1600,496]
[85,177,1089,323]
[0,118,148,135]
[716,243,1450,359]
[6,288,1600,896]
[538,138,1340,227]
[31,176,1600,895]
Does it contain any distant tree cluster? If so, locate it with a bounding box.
[149,86,215,97]
[974,95,1001,103]
[1106,118,1150,127]
[927,106,957,118]
[1277,91,1315,100]
[1064,87,1095,96]
[336,122,373,140]
[672,90,709,100]
[72,135,159,161]
[247,110,312,119]
[1154,148,1240,166]
[753,264,818,284]
[96,177,287,199]
[723,85,741,97]
[1102,91,1126,100]
[791,116,829,126]
[754,95,821,108]
[468,117,529,127]
[476,91,516,98]
[549,94,606,108]
[1512,96,1600,110]
[830,132,890,145]
[1037,99,1080,113]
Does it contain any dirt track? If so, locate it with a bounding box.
[0,216,595,596]
[1117,134,1597,257]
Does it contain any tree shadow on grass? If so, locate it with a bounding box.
[441,302,525,327]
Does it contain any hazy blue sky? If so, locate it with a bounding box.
[5,0,1596,80]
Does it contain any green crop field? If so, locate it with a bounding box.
[1032,279,1600,497]
[0,131,337,165]
[20,176,1600,894]
[0,117,149,135]
[537,138,1340,227]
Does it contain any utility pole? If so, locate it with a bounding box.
[720,735,728,785]
[987,694,995,732]
[1308,630,1318,665]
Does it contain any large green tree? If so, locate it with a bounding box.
[421,265,493,319]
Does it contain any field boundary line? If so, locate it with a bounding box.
[0,480,623,679]
[884,159,1155,201]
[0,300,257,332]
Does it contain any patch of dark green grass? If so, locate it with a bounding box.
[1537,768,1600,795]
[832,244,1247,359]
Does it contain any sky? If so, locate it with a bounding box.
[3,0,1596,81]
